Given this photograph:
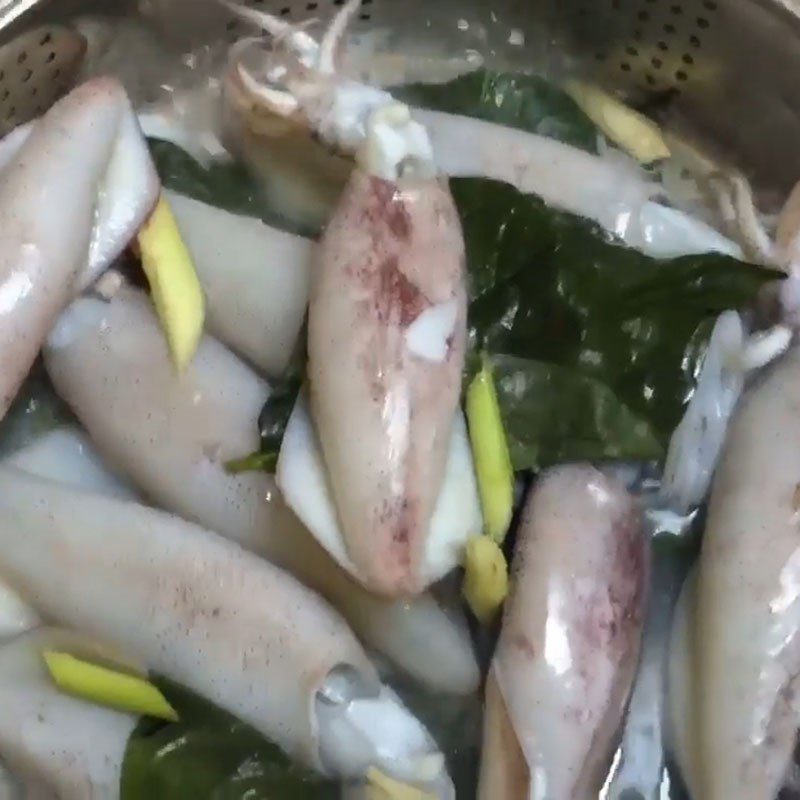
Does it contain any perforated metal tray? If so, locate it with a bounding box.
[0,0,797,200]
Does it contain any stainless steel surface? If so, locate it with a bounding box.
[0,1,792,797]
[0,24,84,131]
[0,0,798,197]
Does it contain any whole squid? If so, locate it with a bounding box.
[670,343,800,799]
[308,148,468,597]
[225,0,470,597]
[0,76,158,419]
[224,1,739,260]
[479,465,648,799]
[44,287,480,695]
[0,466,452,793]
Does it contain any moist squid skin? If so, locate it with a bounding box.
[44,288,479,695]
[479,465,648,799]
[0,628,138,800]
[686,344,800,800]
[0,466,378,774]
[0,77,157,420]
[308,169,468,597]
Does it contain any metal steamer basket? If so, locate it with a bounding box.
[0,0,798,799]
[0,0,798,198]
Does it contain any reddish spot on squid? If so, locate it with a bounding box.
[512,634,537,660]
[367,176,413,241]
[375,255,427,327]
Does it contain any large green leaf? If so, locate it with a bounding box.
[146,137,776,474]
[120,679,338,800]
[452,177,778,466]
[148,139,315,236]
[491,355,662,470]
[399,69,600,152]
[149,139,266,219]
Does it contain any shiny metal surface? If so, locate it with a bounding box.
[0,0,798,196]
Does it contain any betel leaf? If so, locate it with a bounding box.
[258,372,303,468]
[451,176,778,467]
[225,346,304,476]
[145,139,776,473]
[491,355,662,470]
[398,69,600,153]
[148,138,266,220]
[121,679,338,800]
[148,139,316,236]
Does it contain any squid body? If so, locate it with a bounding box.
[480,465,648,799]
[669,343,800,799]
[44,288,479,695]
[0,77,157,420]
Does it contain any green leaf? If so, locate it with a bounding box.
[146,138,776,473]
[148,139,315,237]
[451,177,778,449]
[259,376,302,460]
[121,679,338,800]
[224,451,278,475]
[491,355,662,471]
[399,69,600,152]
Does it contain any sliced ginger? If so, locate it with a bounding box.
[137,194,205,372]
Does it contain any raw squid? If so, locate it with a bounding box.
[307,160,469,596]
[667,568,699,799]
[44,288,480,695]
[415,108,740,259]
[0,76,158,420]
[606,313,789,799]
[671,343,800,799]
[5,426,136,502]
[226,0,472,596]
[0,427,139,643]
[0,426,135,643]
[224,1,739,259]
[277,393,481,591]
[479,465,648,799]
[165,189,312,377]
[0,466,452,792]
[0,628,138,800]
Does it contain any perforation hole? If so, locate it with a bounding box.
[601,0,719,95]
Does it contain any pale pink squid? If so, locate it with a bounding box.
[224,0,478,597]
[478,465,648,799]
[0,76,158,420]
